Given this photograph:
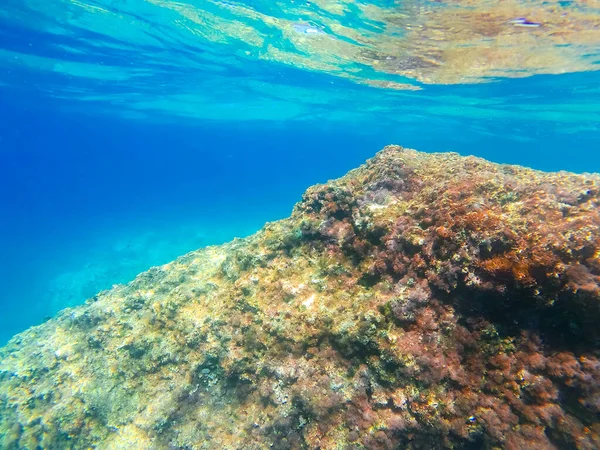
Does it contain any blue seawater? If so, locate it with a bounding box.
[0,0,599,344]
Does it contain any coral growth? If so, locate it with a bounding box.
[1,146,599,449]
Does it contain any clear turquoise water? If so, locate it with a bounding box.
[0,0,599,344]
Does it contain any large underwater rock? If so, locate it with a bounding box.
[1,146,600,449]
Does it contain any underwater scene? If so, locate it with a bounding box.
[1,0,600,448]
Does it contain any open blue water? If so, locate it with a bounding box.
[1,0,599,344]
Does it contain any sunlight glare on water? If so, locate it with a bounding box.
[0,0,598,131]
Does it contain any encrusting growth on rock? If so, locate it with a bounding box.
[1,146,599,449]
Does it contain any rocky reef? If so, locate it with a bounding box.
[1,146,599,449]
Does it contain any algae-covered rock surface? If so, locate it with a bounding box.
[1,146,600,449]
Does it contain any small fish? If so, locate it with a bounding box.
[292,22,325,35]
[217,0,238,9]
[509,17,541,28]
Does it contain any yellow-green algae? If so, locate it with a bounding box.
[1,147,600,449]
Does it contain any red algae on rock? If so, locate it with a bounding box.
[1,146,599,449]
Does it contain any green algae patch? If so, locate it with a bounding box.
[1,146,600,449]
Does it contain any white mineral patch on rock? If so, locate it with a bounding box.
[302,294,316,308]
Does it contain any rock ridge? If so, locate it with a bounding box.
[1,146,599,449]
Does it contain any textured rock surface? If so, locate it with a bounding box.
[1,146,600,449]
